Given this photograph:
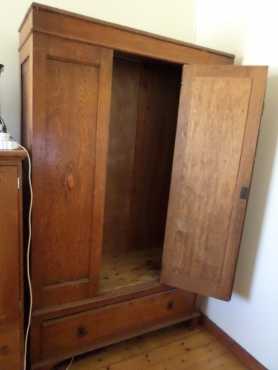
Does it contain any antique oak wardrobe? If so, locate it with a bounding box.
[19,3,267,369]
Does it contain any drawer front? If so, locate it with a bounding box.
[40,290,195,359]
[0,323,22,370]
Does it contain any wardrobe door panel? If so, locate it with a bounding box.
[32,35,113,308]
[161,65,267,300]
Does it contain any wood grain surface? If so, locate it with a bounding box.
[19,3,235,65]
[162,65,267,300]
[0,154,25,370]
[29,34,113,308]
[70,323,247,370]
[104,55,180,254]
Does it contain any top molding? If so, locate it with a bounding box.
[0,149,27,161]
[19,3,235,65]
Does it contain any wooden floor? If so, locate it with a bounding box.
[99,247,162,293]
[68,323,247,370]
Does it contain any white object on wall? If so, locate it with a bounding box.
[0,132,19,149]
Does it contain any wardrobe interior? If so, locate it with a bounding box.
[100,52,182,294]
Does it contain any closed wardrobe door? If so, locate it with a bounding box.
[32,34,113,308]
[161,65,267,300]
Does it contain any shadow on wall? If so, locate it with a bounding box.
[201,73,278,308]
[233,74,278,299]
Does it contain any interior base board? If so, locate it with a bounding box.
[201,314,266,370]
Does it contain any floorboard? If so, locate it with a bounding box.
[68,323,247,370]
[99,247,161,293]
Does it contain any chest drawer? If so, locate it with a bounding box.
[40,289,196,360]
[0,323,22,370]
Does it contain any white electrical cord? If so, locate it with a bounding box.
[65,357,74,370]
[17,144,33,370]
[18,144,74,370]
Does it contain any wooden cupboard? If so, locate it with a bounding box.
[0,150,25,370]
[19,3,267,369]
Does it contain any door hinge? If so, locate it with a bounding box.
[240,186,249,200]
[261,100,266,121]
[17,176,21,190]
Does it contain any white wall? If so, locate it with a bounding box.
[0,0,196,140]
[196,1,278,369]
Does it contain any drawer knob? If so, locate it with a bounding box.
[167,301,174,310]
[0,345,9,356]
[77,326,88,338]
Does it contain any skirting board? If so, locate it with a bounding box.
[201,314,266,370]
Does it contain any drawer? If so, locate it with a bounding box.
[0,323,22,370]
[40,290,196,360]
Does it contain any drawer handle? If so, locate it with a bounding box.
[77,326,88,338]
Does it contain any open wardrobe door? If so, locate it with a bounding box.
[161,65,267,300]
